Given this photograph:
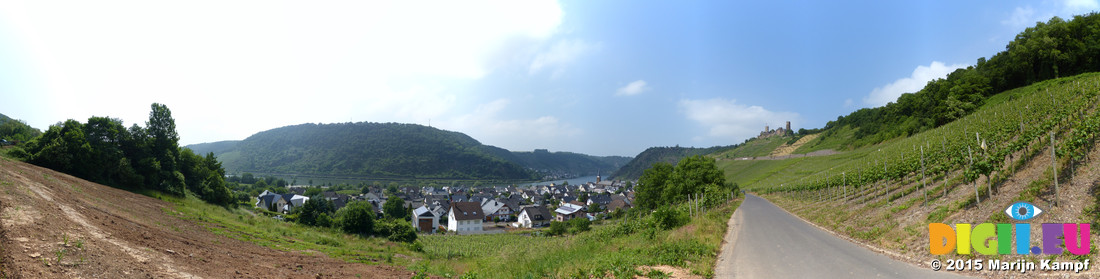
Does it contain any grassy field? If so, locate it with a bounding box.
[150,189,741,278]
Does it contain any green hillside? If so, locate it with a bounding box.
[611,145,735,180]
[0,112,42,142]
[212,122,539,180]
[820,13,1100,149]
[186,127,632,180]
[730,72,1100,265]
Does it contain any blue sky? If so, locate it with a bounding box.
[1,0,1097,156]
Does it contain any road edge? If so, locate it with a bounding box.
[712,201,744,278]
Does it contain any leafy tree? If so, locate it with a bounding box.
[336,201,375,235]
[664,156,726,203]
[241,173,257,184]
[587,202,602,213]
[297,196,335,227]
[635,162,673,210]
[304,187,323,197]
[383,196,407,220]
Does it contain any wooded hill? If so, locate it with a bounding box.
[611,145,736,180]
[187,122,631,181]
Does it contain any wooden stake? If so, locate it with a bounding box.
[1051,131,1059,207]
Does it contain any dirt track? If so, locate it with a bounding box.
[0,156,413,278]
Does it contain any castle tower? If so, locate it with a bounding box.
[786,121,791,132]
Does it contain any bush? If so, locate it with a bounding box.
[376,219,417,243]
[566,217,591,234]
[548,221,567,236]
[336,201,375,235]
[651,206,688,230]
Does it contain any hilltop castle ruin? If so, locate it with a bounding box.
[759,121,791,138]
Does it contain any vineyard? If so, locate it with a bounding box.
[719,72,1100,268]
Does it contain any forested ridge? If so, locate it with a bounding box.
[611,145,736,180]
[214,122,539,180]
[825,13,1100,148]
[187,123,632,180]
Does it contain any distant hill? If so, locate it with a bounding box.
[510,150,632,178]
[0,112,42,142]
[185,122,632,181]
[187,122,537,180]
[612,145,735,180]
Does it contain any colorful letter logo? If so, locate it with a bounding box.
[929,202,1090,255]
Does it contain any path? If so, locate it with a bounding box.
[715,194,973,279]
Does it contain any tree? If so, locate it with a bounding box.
[635,162,673,210]
[587,202,602,213]
[297,196,335,227]
[383,196,407,220]
[147,103,183,195]
[664,156,726,203]
[336,201,375,235]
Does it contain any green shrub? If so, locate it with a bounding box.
[651,206,687,230]
[548,221,567,236]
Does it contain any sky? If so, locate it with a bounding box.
[1,0,1097,157]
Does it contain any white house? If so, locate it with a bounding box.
[480,199,513,222]
[515,205,552,228]
[412,205,439,233]
[448,202,484,233]
[256,191,309,214]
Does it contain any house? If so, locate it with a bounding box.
[480,199,513,222]
[606,199,632,213]
[255,191,309,214]
[514,205,552,228]
[447,202,485,233]
[587,194,613,212]
[554,203,585,222]
[412,205,440,233]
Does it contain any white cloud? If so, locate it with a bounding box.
[1064,0,1100,15]
[1002,1,1097,29]
[441,99,581,151]
[529,39,600,78]
[863,61,967,107]
[616,80,650,96]
[0,0,565,144]
[679,98,800,142]
[1002,6,1039,27]
[843,98,854,108]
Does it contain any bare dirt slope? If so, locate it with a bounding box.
[0,157,412,278]
[769,133,819,157]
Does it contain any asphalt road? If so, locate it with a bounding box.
[715,194,973,279]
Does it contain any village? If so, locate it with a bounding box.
[254,174,636,235]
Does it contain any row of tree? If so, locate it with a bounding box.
[16,104,234,205]
[292,195,417,243]
[826,13,1100,147]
